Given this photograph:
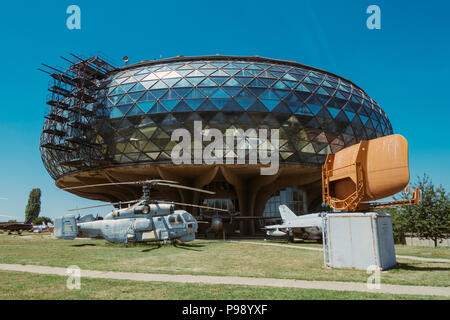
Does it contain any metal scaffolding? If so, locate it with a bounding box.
[39,54,116,175]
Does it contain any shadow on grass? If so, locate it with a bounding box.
[173,242,203,252]
[141,246,160,253]
[394,263,450,271]
[71,243,96,247]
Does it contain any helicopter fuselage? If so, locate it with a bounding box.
[54,203,198,244]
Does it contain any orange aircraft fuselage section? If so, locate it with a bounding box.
[322,134,410,212]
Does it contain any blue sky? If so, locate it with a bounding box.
[0,0,448,221]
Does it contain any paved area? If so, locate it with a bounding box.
[239,241,450,263]
[0,263,448,297]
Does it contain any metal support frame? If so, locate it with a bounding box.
[39,54,116,176]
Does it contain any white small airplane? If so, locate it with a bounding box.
[32,223,51,233]
[263,205,326,242]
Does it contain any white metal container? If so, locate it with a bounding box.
[323,212,396,270]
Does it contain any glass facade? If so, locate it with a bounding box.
[263,187,306,219]
[41,57,393,180]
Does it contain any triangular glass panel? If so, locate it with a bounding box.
[259,77,277,86]
[138,91,156,102]
[272,102,291,113]
[259,89,279,100]
[197,99,219,111]
[344,110,356,121]
[199,87,216,96]
[151,80,169,90]
[223,77,241,86]
[284,92,301,103]
[210,76,228,85]
[245,69,261,76]
[137,102,155,113]
[186,77,204,86]
[248,78,266,87]
[129,82,146,92]
[282,73,296,81]
[359,115,369,125]
[247,100,269,112]
[149,89,167,99]
[162,78,180,87]
[172,100,193,112]
[160,100,179,111]
[235,77,253,85]
[173,87,191,98]
[247,87,266,97]
[260,99,279,111]
[148,102,168,114]
[236,88,255,99]
[301,143,315,153]
[316,107,332,119]
[187,70,205,77]
[210,98,229,110]
[234,99,253,110]
[307,104,322,115]
[283,80,297,88]
[295,83,310,92]
[128,91,144,101]
[161,89,180,100]
[223,86,242,97]
[236,112,254,125]
[234,69,253,77]
[272,80,289,89]
[126,105,144,116]
[109,107,122,118]
[198,77,216,86]
[173,78,193,87]
[273,89,289,98]
[184,88,205,99]
[210,88,230,98]
[210,69,229,76]
[328,108,341,119]
[141,80,157,89]
[317,87,330,96]
[118,104,133,115]
[184,98,204,109]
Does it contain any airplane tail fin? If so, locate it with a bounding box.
[54,215,78,240]
[278,205,298,223]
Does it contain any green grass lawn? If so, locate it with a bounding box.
[0,233,448,289]
[0,270,445,300]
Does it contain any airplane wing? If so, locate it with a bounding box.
[263,224,286,230]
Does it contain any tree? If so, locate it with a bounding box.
[32,216,53,225]
[385,174,449,247]
[25,188,41,223]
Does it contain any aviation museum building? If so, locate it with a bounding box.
[40,55,393,234]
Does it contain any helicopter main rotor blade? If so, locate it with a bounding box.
[155,182,215,195]
[159,201,229,212]
[67,200,141,212]
[61,179,178,190]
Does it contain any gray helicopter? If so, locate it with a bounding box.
[54,180,217,245]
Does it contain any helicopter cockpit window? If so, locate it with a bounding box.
[182,213,195,222]
[176,215,183,223]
